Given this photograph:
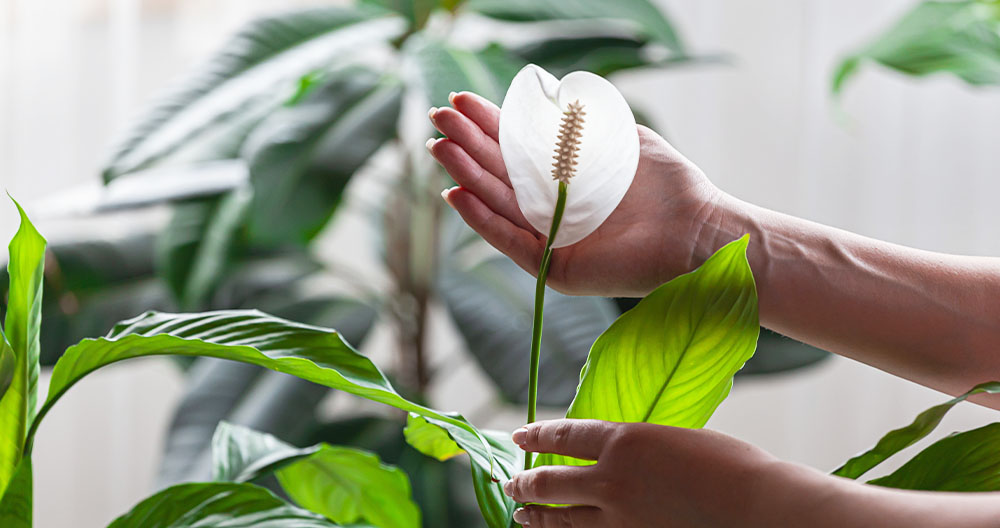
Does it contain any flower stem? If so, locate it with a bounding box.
[524,181,568,471]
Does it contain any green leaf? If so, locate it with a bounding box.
[212,421,319,483]
[0,199,45,500]
[403,37,523,107]
[30,310,505,486]
[277,445,421,528]
[360,0,439,30]
[0,458,31,528]
[107,482,355,528]
[439,255,618,405]
[156,188,252,309]
[464,0,685,52]
[833,380,1000,480]
[537,236,759,467]
[102,6,405,181]
[241,67,402,246]
[404,414,466,461]
[0,334,13,402]
[833,1,1000,94]
[869,423,1000,491]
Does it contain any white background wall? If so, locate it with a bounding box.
[3,0,1000,526]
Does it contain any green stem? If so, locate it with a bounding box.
[524,181,568,471]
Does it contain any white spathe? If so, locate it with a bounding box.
[499,64,640,248]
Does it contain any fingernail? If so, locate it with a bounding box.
[448,91,458,105]
[425,138,437,151]
[428,107,438,121]
[513,508,530,525]
[503,479,514,497]
[512,427,528,447]
[440,186,457,206]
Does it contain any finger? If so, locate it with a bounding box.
[504,465,596,505]
[450,91,500,142]
[430,106,510,186]
[443,187,543,273]
[428,138,531,231]
[512,420,617,460]
[514,505,605,528]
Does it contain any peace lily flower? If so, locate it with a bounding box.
[497,64,639,473]
[499,64,640,248]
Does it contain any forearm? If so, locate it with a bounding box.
[756,461,1000,528]
[693,192,1000,401]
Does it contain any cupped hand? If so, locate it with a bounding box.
[502,419,780,528]
[427,91,722,298]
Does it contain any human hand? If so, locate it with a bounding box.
[502,419,780,528]
[428,92,722,298]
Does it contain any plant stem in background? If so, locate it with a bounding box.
[524,181,567,471]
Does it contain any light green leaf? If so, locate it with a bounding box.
[833,381,1000,479]
[212,421,319,483]
[28,311,505,487]
[107,482,356,528]
[537,236,759,467]
[403,38,523,107]
[0,458,31,528]
[102,6,404,181]
[0,199,45,500]
[833,0,1000,94]
[0,333,13,402]
[277,445,421,528]
[242,67,402,246]
[464,0,685,52]
[869,423,1000,491]
[404,414,466,461]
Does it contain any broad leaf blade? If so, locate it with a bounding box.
[537,236,759,467]
[242,67,403,246]
[0,200,45,499]
[102,6,404,181]
[833,381,1000,480]
[404,414,466,461]
[868,423,1000,491]
[277,445,421,528]
[107,482,354,528]
[0,458,31,528]
[833,1,1000,94]
[464,0,685,52]
[212,421,318,483]
[404,37,523,106]
[0,334,13,402]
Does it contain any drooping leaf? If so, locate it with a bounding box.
[277,445,421,528]
[30,311,506,487]
[537,236,759,467]
[439,255,618,406]
[869,423,1000,491]
[0,200,45,500]
[0,458,31,528]
[833,381,1000,480]
[241,67,403,246]
[107,482,355,528]
[833,0,1000,94]
[102,6,405,181]
[464,0,685,52]
[403,37,523,107]
[156,188,252,309]
[404,414,466,461]
[212,421,319,483]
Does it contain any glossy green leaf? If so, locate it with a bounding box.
[833,381,1000,480]
[833,0,1000,94]
[403,38,523,107]
[537,236,759,467]
[29,311,504,486]
[0,333,13,402]
[107,482,355,528]
[212,421,319,483]
[439,255,617,406]
[869,423,1000,491]
[157,188,252,309]
[464,0,685,52]
[102,6,404,181]
[404,414,466,461]
[241,67,402,245]
[0,200,45,500]
[277,445,421,528]
[0,458,31,528]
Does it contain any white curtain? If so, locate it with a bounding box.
[3,0,1000,526]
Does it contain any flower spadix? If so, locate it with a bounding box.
[499,64,640,248]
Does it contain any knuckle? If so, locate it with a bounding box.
[551,421,575,452]
[526,470,550,498]
[526,424,542,450]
